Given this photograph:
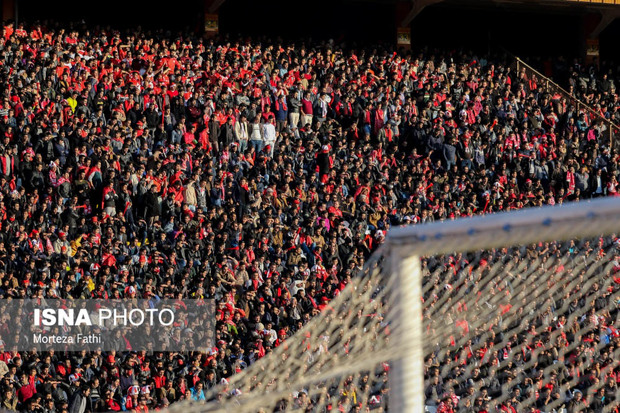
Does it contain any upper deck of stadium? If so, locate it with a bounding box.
[3,0,620,60]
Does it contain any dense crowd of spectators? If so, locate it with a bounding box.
[423,237,620,413]
[0,18,618,413]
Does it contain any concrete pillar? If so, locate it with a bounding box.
[582,13,601,66]
[396,0,445,50]
[204,13,219,38]
[582,9,620,65]
[203,0,225,37]
[2,0,15,23]
[395,2,413,51]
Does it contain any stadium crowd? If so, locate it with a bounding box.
[0,18,617,413]
[423,236,620,413]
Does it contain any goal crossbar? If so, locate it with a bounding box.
[388,197,620,256]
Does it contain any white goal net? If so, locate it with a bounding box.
[167,198,620,413]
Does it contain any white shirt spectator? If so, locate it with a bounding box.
[262,122,276,145]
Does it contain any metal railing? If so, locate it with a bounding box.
[515,57,620,154]
[568,0,620,4]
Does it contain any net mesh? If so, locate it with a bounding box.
[168,244,403,413]
[166,200,620,413]
[422,236,620,413]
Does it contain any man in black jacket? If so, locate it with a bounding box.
[218,117,235,150]
[68,385,90,413]
[34,131,55,163]
[143,185,161,227]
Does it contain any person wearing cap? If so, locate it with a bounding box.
[54,231,71,255]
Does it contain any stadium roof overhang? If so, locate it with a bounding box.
[205,0,226,14]
[391,0,620,36]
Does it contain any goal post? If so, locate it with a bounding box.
[165,197,620,413]
[385,197,620,413]
[390,246,424,413]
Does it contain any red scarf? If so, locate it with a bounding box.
[275,98,287,112]
[0,155,13,176]
[566,171,575,193]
